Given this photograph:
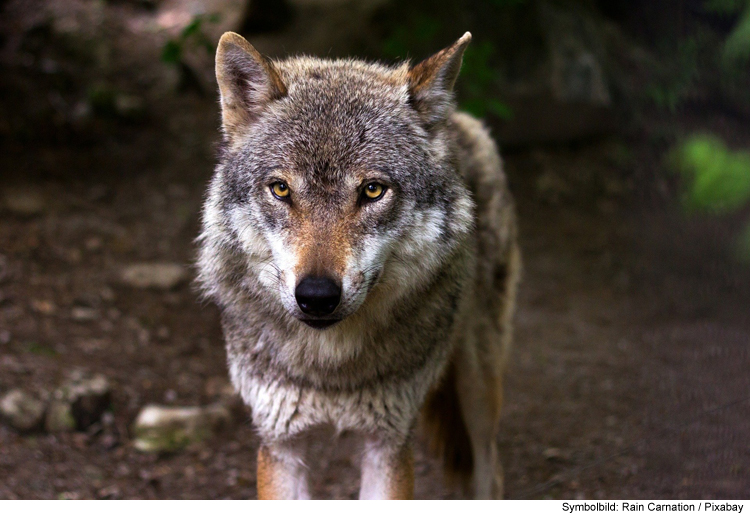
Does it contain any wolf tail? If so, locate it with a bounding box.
[421,362,474,489]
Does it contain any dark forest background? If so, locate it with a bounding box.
[0,0,749,499]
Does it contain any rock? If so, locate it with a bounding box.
[120,263,188,290]
[0,389,46,432]
[155,326,170,341]
[543,447,570,461]
[96,485,121,500]
[46,373,112,432]
[71,307,98,321]
[69,373,112,429]
[114,94,146,121]
[2,187,46,217]
[132,403,231,453]
[31,299,57,315]
[486,0,624,145]
[539,2,611,107]
[45,400,76,433]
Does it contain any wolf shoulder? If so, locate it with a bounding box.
[449,111,508,189]
[449,111,517,256]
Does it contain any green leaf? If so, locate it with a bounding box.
[413,16,440,44]
[161,40,182,64]
[723,8,750,64]
[704,0,746,15]
[461,98,488,118]
[486,99,514,120]
[461,41,497,88]
[678,134,750,213]
[181,17,203,39]
[24,342,58,357]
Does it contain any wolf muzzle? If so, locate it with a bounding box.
[295,275,341,322]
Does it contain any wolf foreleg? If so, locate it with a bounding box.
[359,439,414,500]
[257,444,311,500]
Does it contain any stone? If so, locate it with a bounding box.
[45,400,76,433]
[484,0,625,145]
[46,373,112,432]
[539,2,611,107]
[120,263,188,290]
[2,187,46,217]
[132,403,231,453]
[71,307,98,321]
[0,389,46,432]
[543,447,570,461]
[114,94,146,120]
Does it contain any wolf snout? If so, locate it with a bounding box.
[295,276,341,316]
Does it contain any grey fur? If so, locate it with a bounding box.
[197,32,520,499]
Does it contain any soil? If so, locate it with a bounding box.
[1,0,749,500]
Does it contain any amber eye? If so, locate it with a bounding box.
[270,182,290,200]
[362,182,386,202]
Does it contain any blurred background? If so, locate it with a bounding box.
[1,0,749,499]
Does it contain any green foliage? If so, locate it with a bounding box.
[645,38,700,113]
[381,15,440,59]
[87,84,117,116]
[674,134,750,259]
[380,5,517,121]
[459,41,513,119]
[722,8,750,63]
[24,342,58,357]
[161,40,182,64]
[675,134,750,214]
[644,1,750,112]
[704,0,746,15]
[161,13,221,65]
[704,0,750,64]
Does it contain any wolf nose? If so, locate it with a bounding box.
[295,276,341,316]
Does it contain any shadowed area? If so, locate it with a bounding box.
[0,0,748,499]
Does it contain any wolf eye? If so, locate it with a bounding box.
[270,182,291,201]
[362,182,386,202]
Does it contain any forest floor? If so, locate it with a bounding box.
[1,0,749,500]
[2,97,749,499]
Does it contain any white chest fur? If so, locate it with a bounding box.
[228,357,444,443]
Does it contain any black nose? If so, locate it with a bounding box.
[295,276,341,316]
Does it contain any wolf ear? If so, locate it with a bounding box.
[215,32,287,137]
[407,32,472,126]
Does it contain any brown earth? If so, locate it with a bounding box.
[2,110,749,498]
[1,0,749,500]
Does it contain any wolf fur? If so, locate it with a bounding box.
[197,30,520,499]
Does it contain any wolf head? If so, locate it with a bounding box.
[199,32,475,331]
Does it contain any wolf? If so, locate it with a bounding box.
[197,30,521,499]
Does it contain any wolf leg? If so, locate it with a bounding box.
[257,443,311,499]
[454,339,505,500]
[359,438,414,500]
[453,245,520,499]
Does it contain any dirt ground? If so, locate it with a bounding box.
[2,107,749,499]
[1,1,749,500]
